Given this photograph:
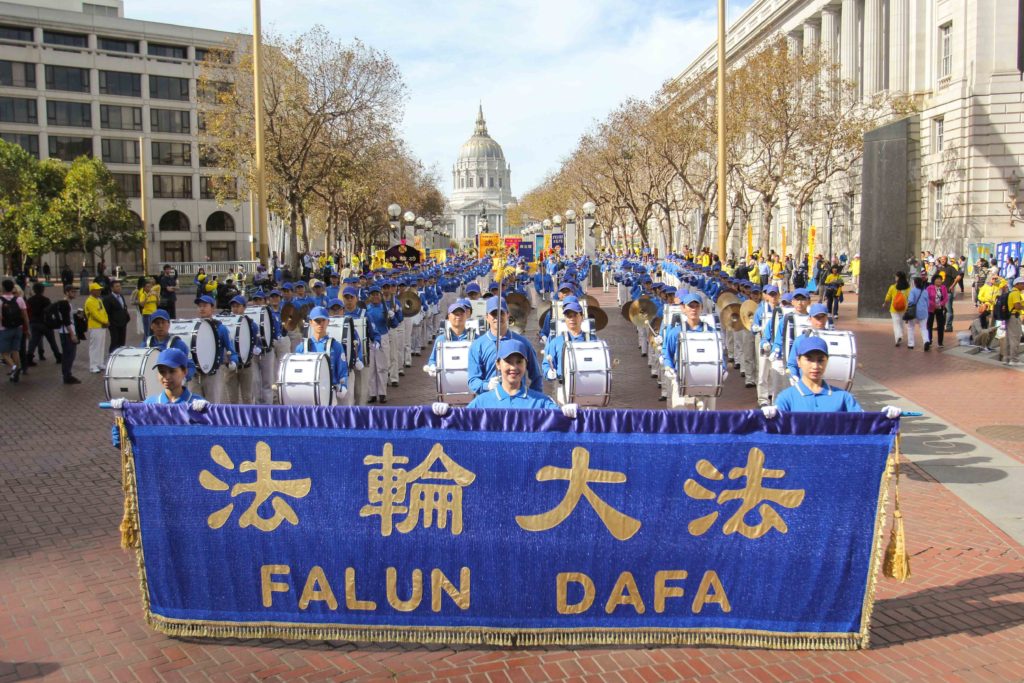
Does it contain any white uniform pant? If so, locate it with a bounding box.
[603,276,610,293]
[638,326,649,355]
[616,283,625,306]
[190,369,225,404]
[905,318,929,348]
[254,348,276,404]
[736,329,755,379]
[351,366,370,405]
[89,327,108,372]
[669,380,716,411]
[388,322,402,383]
[371,336,391,397]
[756,348,776,405]
[402,317,413,366]
[224,363,255,404]
[889,312,907,343]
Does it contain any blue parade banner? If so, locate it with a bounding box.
[551,232,565,253]
[518,241,535,262]
[117,405,898,649]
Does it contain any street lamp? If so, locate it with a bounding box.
[387,203,402,242]
[1007,170,1024,225]
[564,209,577,255]
[825,199,838,263]
[583,202,597,253]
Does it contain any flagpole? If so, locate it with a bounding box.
[716,0,728,263]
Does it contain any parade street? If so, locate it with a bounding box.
[2,287,1022,683]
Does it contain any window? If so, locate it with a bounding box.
[498,177,502,189]
[932,182,944,237]
[207,241,236,261]
[152,141,192,166]
[198,143,220,167]
[477,176,483,188]
[148,43,187,60]
[0,132,39,158]
[0,97,37,124]
[488,177,494,188]
[84,3,119,17]
[153,174,192,198]
[206,211,235,231]
[195,47,233,64]
[98,37,139,53]
[0,61,36,88]
[933,117,944,153]
[200,176,236,199]
[198,80,232,104]
[150,108,189,134]
[0,25,34,42]
[939,23,952,79]
[48,136,92,161]
[111,173,141,197]
[149,75,189,101]
[159,210,191,231]
[101,138,139,164]
[100,104,142,131]
[99,70,141,97]
[161,240,190,262]
[43,31,88,48]
[47,101,92,127]
[45,65,90,93]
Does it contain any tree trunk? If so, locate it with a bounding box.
[759,196,774,255]
[288,204,300,269]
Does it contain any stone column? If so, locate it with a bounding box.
[821,7,840,63]
[840,0,860,87]
[888,0,908,92]
[803,20,821,55]
[863,0,884,95]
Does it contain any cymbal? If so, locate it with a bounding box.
[505,291,531,314]
[740,299,758,330]
[589,306,608,332]
[398,290,422,317]
[507,296,531,335]
[716,292,739,314]
[584,294,601,310]
[536,302,552,324]
[649,315,662,334]
[280,302,298,332]
[620,300,633,322]
[720,303,743,331]
[628,297,658,328]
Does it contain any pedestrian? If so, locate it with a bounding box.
[41,263,51,283]
[156,264,178,319]
[84,282,109,373]
[925,273,949,350]
[977,272,1000,330]
[102,279,131,353]
[53,285,81,384]
[905,276,930,350]
[60,264,73,288]
[823,264,845,318]
[0,279,30,383]
[1004,277,1024,365]
[25,282,61,365]
[78,263,89,296]
[883,271,911,346]
[132,277,160,333]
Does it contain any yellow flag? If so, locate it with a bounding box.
[746,223,753,258]
[781,225,787,257]
[807,226,816,270]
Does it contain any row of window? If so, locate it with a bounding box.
[0,25,233,63]
[457,176,504,189]
[159,239,238,264]
[0,62,231,102]
[1,129,220,166]
[158,210,236,232]
[0,98,210,136]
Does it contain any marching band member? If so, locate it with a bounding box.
[292,281,312,309]
[771,287,811,363]
[382,280,404,387]
[141,309,195,381]
[737,284,760,388]
[340,286,371,405]
[752,284,781,407]
[110,348,208,448]
[267,289,291,371]
[364,285,391,404]
[189,294,237,404]
[467,297,544,395]
[224,295,262,404]
[785,303,832,380]
[310,280,328,308]
[542,299,593,390]
[249,289,277,405]
[539,283,578,341]
[424,300,474,376]
[326,272,342,301]
[662,292,724,411]
[297,306,348,405]
[466,339,561,409]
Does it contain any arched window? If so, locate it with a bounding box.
[128,210,143,230]
[206,210,235,231]
[159,210,190,231]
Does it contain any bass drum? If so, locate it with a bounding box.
[244,305,275,349]
[169,319,220,374]
[676,330,725,397]
[560,339,612,407]
[277,352,333,406]
[435,340,474,405]
[215,314,253,366]
[814,330,857,391]
[349,317,368,364]
[104,346,162,401]
[322,317,356,367]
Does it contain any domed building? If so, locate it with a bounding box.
[449,105,514,245]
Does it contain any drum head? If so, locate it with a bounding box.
[236,318,252,361]
[104,347,162,401]
[193,320,218,374]
[278,353,333,406]
[246,306,273,345]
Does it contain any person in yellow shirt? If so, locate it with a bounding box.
[132,278,161,332]
[1004,277,1024,366]
[771,255,785,292]
[882,271,912,346]
[850,254,861,293]
[977,273,1001,329]
[84,281,109,373]
[823,265,845,318]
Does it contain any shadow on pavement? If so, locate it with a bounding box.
[0,662,62,682]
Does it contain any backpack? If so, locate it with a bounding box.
[892,290,907,312]
[43,301,64,330]
[792,269,807,289]
[1,296,22,328]
[993,291,1011,322]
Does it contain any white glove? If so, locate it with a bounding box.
[654,335,663,346]
[355,359,364,371]
[771,359,785,373]
[335,385,348,401]
[761,343,771,353]
[190,399,210,413]
[761,405,779,419]
[561,403,579,419]
[769,351,779,362]
[882,405,902,419]
[252,346,262,356]
[750,324,761,334]
[371,341,381,350]
[663,367,676,380]
[424,364,437,376]
[109,398,127,411]
[487,376,500,390]
[227,361,238,372]
[546,368,557,380]
[431,401,451,416]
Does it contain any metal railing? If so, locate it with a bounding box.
[165,260,262,278]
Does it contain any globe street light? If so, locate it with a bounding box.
[387,203,402,242]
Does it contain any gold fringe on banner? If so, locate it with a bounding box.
[118,417,140,550]
[883,434,911,582]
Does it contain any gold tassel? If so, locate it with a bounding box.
[117,417,140,550]
[883,436,911,581]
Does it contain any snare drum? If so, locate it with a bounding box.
[169,319,221,374]
[814,330,857,391]
[435,340,474,405]
[560,339,612,407]
[244,305,275,348]
[277,352,333,406]
[676,330,725,397]
[104,346,162,401]
[215,314,253,366]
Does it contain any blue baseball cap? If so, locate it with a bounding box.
[154,347,189,369]
[269,289,282,297]
[194,294,215,306]
[448,301,469,314]
[307,306,330,320]
[281,282,294,291]
[328,298,344,309]
[465,282,481,294]
[367,285,381,294]
[456,298,472,309]
[342,286,359,298]
[763,284,779,294]
[486,297,509,314]
[795,335,829,357]
[251,289,267,300]
[809,303,829,317]
[749,284,762,293]
[663,286,677,296]
[792,288,810,299]
[558,281,574,291]
[563,301,583,314]
[230,295,247,306]
[294,281,307,289]
[681,292,702,306]
[781,291,794,303]
[497,338,530,360]
[149,309,170,322]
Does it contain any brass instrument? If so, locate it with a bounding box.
[739,300,759,331]
[398,290,422,317]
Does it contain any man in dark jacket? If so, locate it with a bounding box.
[25,282,61,365]
[102,279,131,352]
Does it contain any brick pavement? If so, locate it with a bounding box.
[1,283,1023,682]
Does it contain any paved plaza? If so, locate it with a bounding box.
[1,285,1023,682]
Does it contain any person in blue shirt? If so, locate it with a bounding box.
[249,289,278,405]
[326,273,342,300]
[189,294,238,403]
[662,292,723,411]
[141,309,195,380]
[364,285,391,404]
[752,284,782,407]
[296,306,348,404]
[542,300,596,384]
[224,295,262,404]
[785,302,832,380]
[424,300,475,374]
[309,280,329,307]
[110,347,208,448]
[768,336,868,414]
[467,297,544,394]
[291,281,312,309]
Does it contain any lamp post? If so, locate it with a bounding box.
[387,203,401,244]
[825,199,838,263]
[403,210,415,243]
[1007,170,1024,225]
[564,209,577,255]
[582,202,597,254]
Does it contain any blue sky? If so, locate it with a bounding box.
[128,0,751,197]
